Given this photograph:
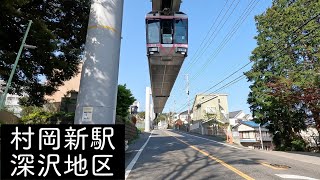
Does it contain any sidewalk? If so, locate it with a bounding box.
[172,129,320,166]
[258,150,320,166]
[125,131,151,168]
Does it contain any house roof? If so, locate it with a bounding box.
[240,120,269,128]
[229,110,242,118]
[179,110,191,115]
[191,94,228,110]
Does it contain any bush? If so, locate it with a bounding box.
[291,139,306,151]
[21,111,54,124]
[20,106,74,124]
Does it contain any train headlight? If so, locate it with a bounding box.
[176,47,187,53]
[148,47,159,52]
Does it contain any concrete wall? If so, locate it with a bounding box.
[0,110,20,124]
[125,123,138,142]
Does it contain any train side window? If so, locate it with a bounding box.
[161,20,173,44]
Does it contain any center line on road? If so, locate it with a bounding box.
[259,161,288,170]
[164,130,255,180]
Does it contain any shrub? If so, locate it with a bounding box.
[291,139,306,151]
[20,106,74,124]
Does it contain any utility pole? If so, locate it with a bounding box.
[0,20,34,110]
[74,0,124,124]
[259,123,264,150]
[185,74,190,131]
[174,99,176,119]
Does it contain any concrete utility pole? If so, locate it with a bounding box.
[145,87,151,132]
[74,0,124,124]
[259,123,264,150]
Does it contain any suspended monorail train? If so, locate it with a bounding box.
[146,10,188,113]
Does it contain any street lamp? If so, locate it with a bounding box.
[0,20,36,110]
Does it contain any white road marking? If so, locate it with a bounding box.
[125,130,154,180]
[275,174,319,180]
[170,130,242,150]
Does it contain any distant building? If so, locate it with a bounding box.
[45,63,82,107]
[177,110,191,124]
[190,94,229,135]
[158,120,167,129]
[4,93,27,117]
[130,101,140,114]
[1,79,26,117]
[232,121,273,150]
[229,110,253,126]
[39,63,83,113]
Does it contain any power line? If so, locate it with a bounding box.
[183,0,240,73]
[174,14,320,112]
[182,0,230,72]
[169,0,254,105]
[171,0,236,96]
[169,5,320,113]
[200,61,251,94]
[190,0,259,81]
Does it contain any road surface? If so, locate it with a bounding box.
[125,130,320,180]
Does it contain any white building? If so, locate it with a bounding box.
[1,80,25,117]
[229,110,253,126]
[4,94,26,117]
[158,120,167,129]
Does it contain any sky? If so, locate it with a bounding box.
[118,0,272,115]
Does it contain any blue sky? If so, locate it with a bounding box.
[118,0,272,114]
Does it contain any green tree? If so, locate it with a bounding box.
[116,84,136,119]
[137,111,145,120]
[0,0,90,106]
[245,0,320,150]
[154,113,166,125]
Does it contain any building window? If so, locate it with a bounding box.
[206,107,216,114]
[241,132,250,139]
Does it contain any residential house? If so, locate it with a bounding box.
[190,94,229,135]
[174,110,192,130]
[178,110,191,123]
[229,110,253,126]
[158,120,167,129]
[233,121,273,150]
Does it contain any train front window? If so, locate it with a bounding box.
[147,20,160,43]
[174,19,188,44]
[161,20,173,44]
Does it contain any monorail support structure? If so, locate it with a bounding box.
[74,0,124,124]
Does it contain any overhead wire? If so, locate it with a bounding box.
[174,13,320,112]
[190,0,259,81]
[170,0,259,108]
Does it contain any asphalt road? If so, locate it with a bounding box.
[125,130,320,180]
